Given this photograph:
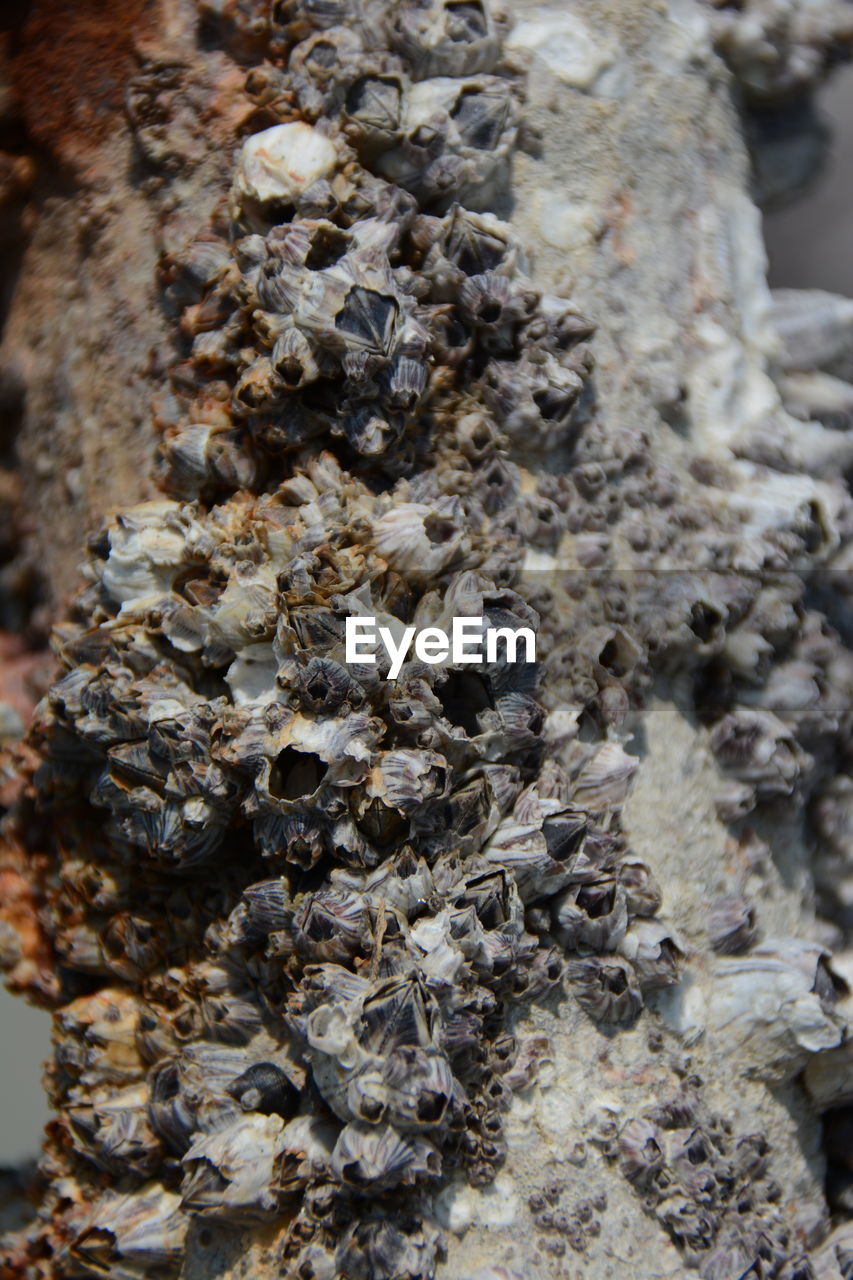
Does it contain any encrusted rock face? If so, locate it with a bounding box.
[1,1,853,1278]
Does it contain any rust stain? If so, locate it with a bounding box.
[8,0,159,164]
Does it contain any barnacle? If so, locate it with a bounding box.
[2,0,853,1277]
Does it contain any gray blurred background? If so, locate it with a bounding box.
[766,70,853,294]
[0,65,852,1170]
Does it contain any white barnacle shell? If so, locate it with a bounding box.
[705,939,847,1081]
[181,1112,289,1220]
[101,501,208,607]
[618,919,683,990]
[69,1185,188,1280]
[331,1119,441,1190]
[372,500,468,576]
[234,123,338,207]
[367,749,449,812]
[278,1115,339,1192]
[571,741,639,810]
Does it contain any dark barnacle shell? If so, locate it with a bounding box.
[482,784,589,902]
[707,893,759,955]
[565,956,643,1028]
[344,72,407,156]
[551,877,629,954]
[617,857,663,917]
[283,887,372,962]
[479,350,587,450]
[227,1062,301,1117]
[335,1216,445,1280]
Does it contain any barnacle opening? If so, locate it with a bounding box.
[269,747,328,800]
[436,669,493,735]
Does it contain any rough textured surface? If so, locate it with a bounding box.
[0,1,851,1278]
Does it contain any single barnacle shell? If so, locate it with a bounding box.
[617,857,663,917]
[458,271,537,334]
[181,1112,289,1220]
[227,877,290,944]
[572,742,639,810]
[66,1083,162,1178]
[286,26,368,119]
[551,877,629,954]
[278,1114,339,1192]
[707,893,759,955]
[372,501,468,577]
[479,350,586,449]
[287,1242,337,1280]
[709,706,807,813]
[344,72,407,155]
[69,1185,188,1280]
[618,919,683,990]
[706,939,847,1081]
[390,0,502,78]
[335,1216,444,1280]
[483,786,588,902]
[233,123,339,209]
[331,1120,442,1190]
[270,326,321,389]
[566,956,643,1027]
[367,749,450,813]
[618,1117,665,1193]
[284,887,372,962]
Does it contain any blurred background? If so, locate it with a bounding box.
[0,62,852,1171]
[765,70,853,294]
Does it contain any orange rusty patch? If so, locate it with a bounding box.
[8,0,159,164]
[0,834,60,1006]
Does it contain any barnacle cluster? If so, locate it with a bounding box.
[157,171,592,494]
[2,0,853,1277]
[8,443,683,1275]
[0,2,670,1277]
[617,1084,816,1277]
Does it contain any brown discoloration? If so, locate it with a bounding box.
[0,836,59,1005]
[7,0,160,166]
